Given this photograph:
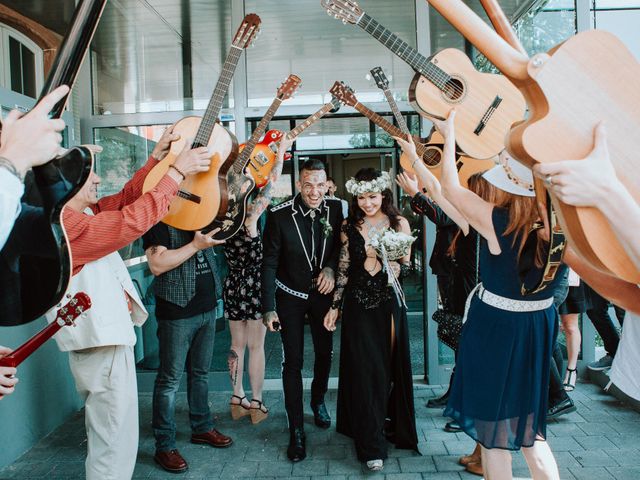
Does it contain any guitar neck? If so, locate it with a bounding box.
[426,0,530,81]
[0,321,63,368]
[287,102,335,138]
[39,0,108,119]
[236,97,283,172]
[194,46,244,147]
[353,102,405,139]
[478,0,528,55]
[356,13,449,92]
[382,89,409,134]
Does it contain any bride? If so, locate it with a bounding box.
[324,168,419,471]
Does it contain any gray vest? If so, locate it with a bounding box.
[153,227,222,307]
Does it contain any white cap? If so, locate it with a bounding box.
[482,151,535,197]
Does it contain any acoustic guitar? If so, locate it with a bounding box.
[205,75,302,240]
[370,66,410,134]
[248,90,343,188]
[142,14,261,231]
[0,0,105,326]
[427,0,640,283]
[0,293,91,371]
[329,81,494,187]
[320,0,526,160]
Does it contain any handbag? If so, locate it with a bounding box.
[432,233,480,351]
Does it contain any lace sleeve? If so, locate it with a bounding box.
[330,223,350,310]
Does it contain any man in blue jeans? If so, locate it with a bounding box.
[144,225,232,473]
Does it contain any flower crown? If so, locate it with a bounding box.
[345,171,392,196]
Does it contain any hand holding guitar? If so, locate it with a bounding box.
[167,142,211,183]
[0,346,18,399]
[151,126,181,161]
[191,228,226,250]
[0,85,70,179]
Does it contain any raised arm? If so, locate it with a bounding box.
[431,110,500,253]
[324,221,350,332]
[246,135,294,222]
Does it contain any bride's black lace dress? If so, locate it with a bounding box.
[333,222,419,461]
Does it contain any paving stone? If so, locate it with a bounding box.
[432,455,467,473]
[573,435,617,450]
[256,460,294,477]
[605,467,640,480]
[572,449,619,467]
[569,466,616,479]
[398,456,437,473]
[291,460,328,476]
[546,435,585,452]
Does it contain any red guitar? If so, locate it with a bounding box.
[0,293,91,369]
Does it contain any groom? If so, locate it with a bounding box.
[261,159,343,462]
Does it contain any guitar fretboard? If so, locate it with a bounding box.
[236,97,283,173]
[357,13,451,92]
[288,102,335,139]
[382,89,409,134]
[194,46,244,148]
[353,102,439,166]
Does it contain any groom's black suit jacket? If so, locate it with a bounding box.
[261,194,344,313]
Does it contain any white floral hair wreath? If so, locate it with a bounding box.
[345,171,392,196]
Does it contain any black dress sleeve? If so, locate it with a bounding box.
[410,193,455,227]
[142,222,170,251]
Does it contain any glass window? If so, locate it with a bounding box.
[91,0,232,114]
[1,26,42,98]
[295,115,371,150]
[245,0,417,106]
[592,1,640,60]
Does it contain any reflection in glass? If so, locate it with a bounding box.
[245,0,417,106]
[91,0,232,114]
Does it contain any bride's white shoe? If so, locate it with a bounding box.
[366,459,384,471]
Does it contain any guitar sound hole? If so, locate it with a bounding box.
[423,148,441,167]
[443,78,464,102]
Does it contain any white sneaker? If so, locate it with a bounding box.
[366,459,384,471]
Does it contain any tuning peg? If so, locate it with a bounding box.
[66,293,71,298]
[342,19,347,24]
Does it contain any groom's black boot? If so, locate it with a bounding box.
[287,428,306,462]
[311,402,331,429]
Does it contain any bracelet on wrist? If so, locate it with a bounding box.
[0,156,25,182]
[411,156,420,168]
[168,164,186,181]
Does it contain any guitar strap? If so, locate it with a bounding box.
[519,192,566,295]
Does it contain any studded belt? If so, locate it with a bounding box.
[275,279,308,300]
[463,283,554,323]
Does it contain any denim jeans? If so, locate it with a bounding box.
[152,310,216,452]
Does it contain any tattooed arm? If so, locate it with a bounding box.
[323,221,350,331]
[246,135,295,224]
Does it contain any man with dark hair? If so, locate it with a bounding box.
[326,176,349,218]
[261,159,343,462]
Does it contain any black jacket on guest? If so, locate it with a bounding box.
[261,194,343,313]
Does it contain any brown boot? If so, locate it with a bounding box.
[459,443,481,466]
[466,461,484,476]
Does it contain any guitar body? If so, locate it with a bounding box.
[400,132,495,188]
[0,147,94,325]
[143,116,238,231]
[245,129,284,188]
[506,30,640,283]
[409,48,526,160]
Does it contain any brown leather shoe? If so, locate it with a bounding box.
[466,461,484,477]
[154,449,188,473]
[191,429,233,448]
[459,444,482,466]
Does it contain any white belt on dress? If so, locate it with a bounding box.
[275,279,308,300]
[462,283,554,323]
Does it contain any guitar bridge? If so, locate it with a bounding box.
[474,96,503,135]
[177,190,202,204]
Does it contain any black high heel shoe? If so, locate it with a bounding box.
[564,367,577,392]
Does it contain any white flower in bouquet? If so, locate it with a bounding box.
[368,228,416,261]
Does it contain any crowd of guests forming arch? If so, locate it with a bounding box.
[0,86,639,480]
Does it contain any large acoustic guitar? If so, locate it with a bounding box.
[329,81,494,187]
[0,0,106,326]
[142,14,261,231]
[248,89,343,188]
[0,293,91,372]
[320,0,526,160]
[205,75,302,240]
[427,0,640,283]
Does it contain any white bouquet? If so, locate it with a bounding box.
[368,228,416,261]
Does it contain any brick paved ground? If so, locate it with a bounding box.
[1,379,639,479]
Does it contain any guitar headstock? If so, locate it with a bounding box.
[55,292,92,326]
[329,81,357,107]
[370,66,390,90]
[321,0,364,25]
[277,74,302,101]
[232,13,261,49]
[330,96,342,111]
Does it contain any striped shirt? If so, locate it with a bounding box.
[64,156,179,274]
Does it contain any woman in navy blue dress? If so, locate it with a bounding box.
[396,111,564,479]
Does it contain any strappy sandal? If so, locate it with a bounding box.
[229,395,250,420]
[564,367,577,392]
[249,399,269,425]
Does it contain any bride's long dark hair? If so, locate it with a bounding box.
[347,168,401,230]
